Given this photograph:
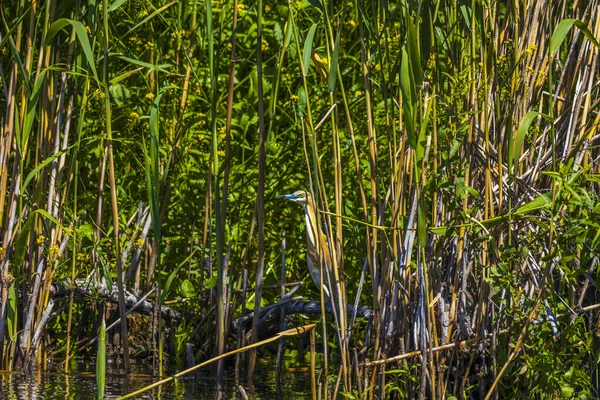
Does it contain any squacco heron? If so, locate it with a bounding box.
[279,190,337,302]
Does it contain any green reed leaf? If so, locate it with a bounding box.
[328,31,340,93]
[551,19,600,56]
[302,23,319,77]
[45,19,99,83]
[96,319,106,399]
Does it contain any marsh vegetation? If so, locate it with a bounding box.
[0,0,599,398]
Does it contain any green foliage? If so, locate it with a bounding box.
[0,0,599,398]
[96,319,106,399]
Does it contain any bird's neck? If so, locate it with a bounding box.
[303,202,320,249]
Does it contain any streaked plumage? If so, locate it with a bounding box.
[279,190,337,301]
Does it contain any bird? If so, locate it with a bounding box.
[278,190,338,302]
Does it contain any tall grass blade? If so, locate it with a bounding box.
[96,318,106,400]
[44,19,99,83]
[550,19,600,56]
[302,23,319,77]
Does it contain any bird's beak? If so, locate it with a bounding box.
[278,193,298,201]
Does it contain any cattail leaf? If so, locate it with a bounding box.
[32,209,69,233]
[284,17,294,47]
[512,110,539,175]
[406,16,422,89]
[7,282,17,341]
[297,86,307,113]
[149,85,176,191]
[302,23,319,77]
[513,193,552,216]
[328,31,340,92]
[142,137,161,250]
[459,4,472,30]
[551,19,600,56]
[45,19,99,83]
[403,103,416,149]
[163,266,182,301]
[420,6,433,63]
[400,47,412,105]
[96,319,106,399]
[98,253,114,293]
[417,199,427,247]
[19,70,47,151]
[22,146,74,194]
[416,100,431,174]
[14,218,32,267]
[109,67,143,85]
[108,0,129,12]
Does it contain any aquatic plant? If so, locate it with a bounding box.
[0,0,598,398]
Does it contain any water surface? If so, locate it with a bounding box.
[0,361,312,399]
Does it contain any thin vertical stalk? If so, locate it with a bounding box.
[310,328,316,400]
[102,0,130,372]
[205,0,225,388]
[248,0,266,380]
[96,312,106,400]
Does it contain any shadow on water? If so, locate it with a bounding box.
[0,360,312,399]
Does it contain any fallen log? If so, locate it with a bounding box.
[49,279,181,322]
[234,299,373,332]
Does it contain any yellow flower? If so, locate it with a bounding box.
[135,238,145,249]
[354,90,363,97]
[130,111,139,120]
[262,38,269,51]
[265,5,271,13]
[145,92,155,100]
[347,20,356,28]
[525,44,537,55]
[37,235,46,245]
[217,150,225,157]
[48,245,60,260]
[526,65,535,74]
[374,63,381,72]
[0,247,5,258]
[290,94,299,102]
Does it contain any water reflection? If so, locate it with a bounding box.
[0,361,312,399]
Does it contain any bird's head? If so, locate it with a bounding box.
[278,190,313,206]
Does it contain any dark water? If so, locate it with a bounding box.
[0,362,312,399]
